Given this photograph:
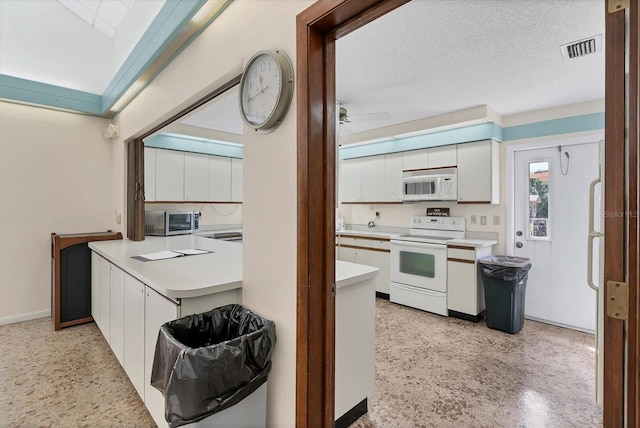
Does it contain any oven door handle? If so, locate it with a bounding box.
[392,282,443,296]
[390,240,446,250]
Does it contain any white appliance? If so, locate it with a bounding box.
[390,216,465,315]
[401,168,457,202]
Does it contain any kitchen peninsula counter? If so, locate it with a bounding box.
[89,235,242,299]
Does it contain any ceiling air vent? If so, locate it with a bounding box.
[561,34,603,61]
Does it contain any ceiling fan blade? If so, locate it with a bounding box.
[347,111,391,122]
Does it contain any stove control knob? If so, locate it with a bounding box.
[450,220,455,225]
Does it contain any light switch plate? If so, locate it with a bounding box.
[480,216,487,225]
[493,215,500,225]
[470,215,477,224]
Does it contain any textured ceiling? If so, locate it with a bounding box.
[335,0,605,135]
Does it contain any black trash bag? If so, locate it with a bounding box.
[151,304,276,428]
[481,263,532,282]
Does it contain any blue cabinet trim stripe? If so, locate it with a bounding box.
[100,0,207,113]
[502,112,604,141]
[340,114,603,160]
[0,75,102,115]
[145,133,243,158]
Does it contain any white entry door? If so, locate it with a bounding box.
[513,142,600,332]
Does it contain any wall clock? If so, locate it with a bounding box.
[239,50,294,133]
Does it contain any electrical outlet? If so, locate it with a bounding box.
[480,216,487,225]
[470,215,477,224]
[493,215,500,225]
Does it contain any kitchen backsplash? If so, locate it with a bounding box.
[145,203,242,227]
[341,202,506,253]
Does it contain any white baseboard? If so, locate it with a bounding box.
[0,309,51,326]
[524,315,595,335]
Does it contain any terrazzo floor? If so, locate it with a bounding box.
[0,299,602,427]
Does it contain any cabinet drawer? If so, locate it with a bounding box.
[338,235,390,251]
[447,247,475,261]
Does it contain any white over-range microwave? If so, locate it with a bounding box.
[401,168,457,202]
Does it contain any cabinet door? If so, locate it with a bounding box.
[184,152,209,202]
[447,260,477,314]
[428,145,457,168]
[355,248,390,294]
[360,156,386,202]
[124,274,145,400]
[98,257,111,340]
[384,153,403,202]
[91,252,100,327]
[402,148,429,171]
[110,265,125,366]
[144,287,179,428]
[144,147,156,202]
[231,158,243,202]
[339,159,362,202]
[457,140,499,203]
[337,245,357,263]
[209,155,232,201]
[155,149,184,201]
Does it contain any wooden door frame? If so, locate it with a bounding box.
[626,1,639,426]
[295,0,409,425]
[297,0,638,427]
[605,1,639,426]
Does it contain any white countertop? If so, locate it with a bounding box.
[90,236,380,300]
[90,236,242,299]
[336,260,379,289]
[447,238,497,248]
[336,229,401,239]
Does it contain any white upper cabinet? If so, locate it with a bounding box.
[428,145,457,168]
[384,153,403,202]
[155,149,184,201]
[340,154,403,203]
[402,148,429,171]
[209,156,232,201]
[184,152,209,202]
[360,156,386,202]
[340,159,362,203]
[231,158,243,202]
[148,148,242,203]
[402,145,457,171]
[144,147,156,202]
[457,140,500,204]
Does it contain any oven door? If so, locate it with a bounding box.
[390,240,447,292]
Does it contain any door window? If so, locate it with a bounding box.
[528,161,550,240]
[399,251,435,277]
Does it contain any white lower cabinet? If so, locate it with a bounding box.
[110,266,125,366]
[124,274,146,400]
[90,252,100,327]
[336,235,390,295]
[446,245,492,320]
[144,286,180,428]
[91,251,242,427]
[98,255,111,340]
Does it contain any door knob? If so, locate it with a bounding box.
[516,242,523,248]
[516,231,523,237]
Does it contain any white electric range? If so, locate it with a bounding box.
[389,216,465,316]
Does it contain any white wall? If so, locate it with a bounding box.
[0,102,114,324]
[111,1,312,426]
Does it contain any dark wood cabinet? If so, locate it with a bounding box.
[51,231,122,331]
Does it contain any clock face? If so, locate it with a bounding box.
[240,53,282,127]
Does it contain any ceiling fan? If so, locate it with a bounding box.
[338,106,391,124]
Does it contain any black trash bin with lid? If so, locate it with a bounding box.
[479,256,532,334]
[151,304,276,428]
